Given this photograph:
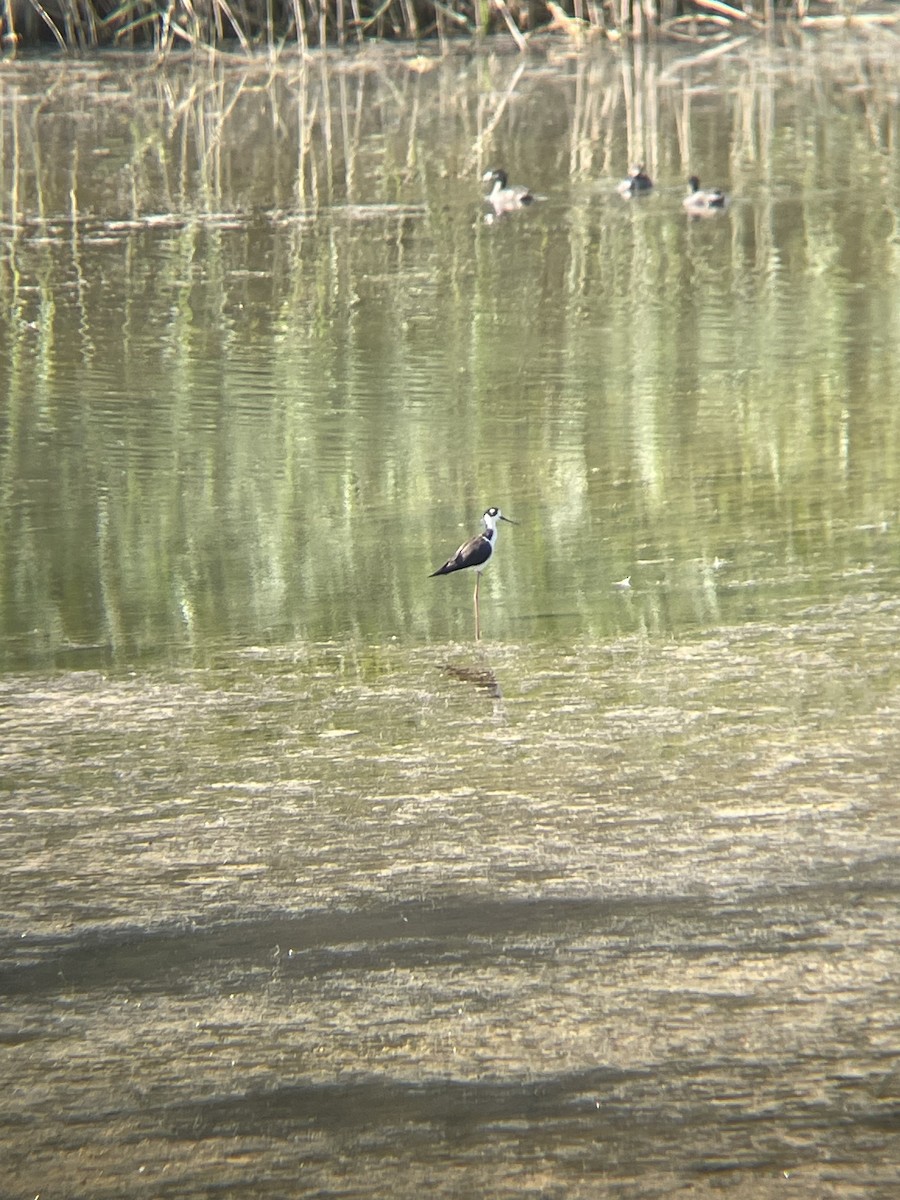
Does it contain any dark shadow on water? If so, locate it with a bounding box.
[89,1063,899,1196]
[4,869,898,1199]
[2,859,896,998]
[161,1067,644,1139]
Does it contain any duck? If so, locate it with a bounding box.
[617,164,653,197]
[482,168,538,213]
[683,175,728,213]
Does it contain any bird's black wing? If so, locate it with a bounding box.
[431,534,491,576]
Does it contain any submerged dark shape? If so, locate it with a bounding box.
[683,175,728,214]
[483,168,538,213]
[441,663,502,698]
[617,164,653,197]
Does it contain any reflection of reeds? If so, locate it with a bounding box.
[4,0,898,53]
[2,42,900,661]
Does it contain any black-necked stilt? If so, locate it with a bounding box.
[431,506,516,640]
[617,164,653,197]
[683,175,728,214]
[483,168,537,214]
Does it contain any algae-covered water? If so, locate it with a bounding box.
[1,36,899,1199]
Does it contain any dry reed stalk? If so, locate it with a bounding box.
[212,0,253,49]
[659,32,750,76]
[463,57,526,174]
[590,0,608,32]
[801,12,900,27]
[433,0,471,32]
[70,0,101,46]
[290,0,308,50]
[693,0,762,25]
[347,0,363,42]
[545,1,590,39]
[435,2,447,49]
[7,0,900,53]
[493,0,528,49]
[401,0,418,38]
[21,0,67,49]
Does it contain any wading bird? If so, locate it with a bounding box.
[431,506,516,640]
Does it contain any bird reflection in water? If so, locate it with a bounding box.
[441,662,503,699]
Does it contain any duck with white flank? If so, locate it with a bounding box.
[683,175,728,214]
[483,168,538,214]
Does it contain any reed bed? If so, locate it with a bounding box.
[2,0,898,55]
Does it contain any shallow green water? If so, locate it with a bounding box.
[3,610,898,1197]
[2,41,900,662]
[1,36,899,1200]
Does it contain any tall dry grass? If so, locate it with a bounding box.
[2,0,897,56]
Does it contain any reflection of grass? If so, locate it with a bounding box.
[6,0,899,54]
[2,45,899,665]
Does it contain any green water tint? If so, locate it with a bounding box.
[2,44,899,666]
[1,42,900,1200]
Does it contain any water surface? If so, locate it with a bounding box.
[1,35,899,1200]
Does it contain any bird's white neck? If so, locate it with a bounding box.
[482,512,500,541]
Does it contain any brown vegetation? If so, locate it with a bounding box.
[2,0,898,55]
